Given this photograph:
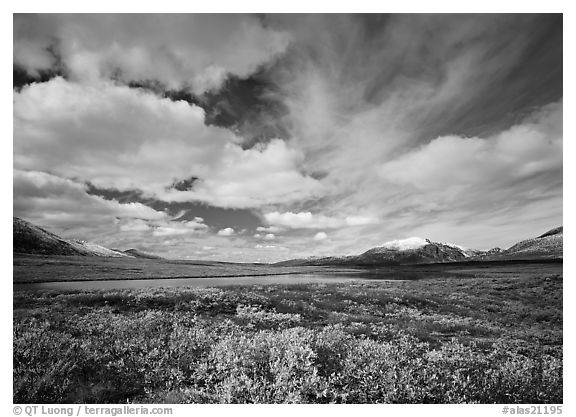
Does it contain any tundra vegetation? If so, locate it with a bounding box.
[13,270,562,404]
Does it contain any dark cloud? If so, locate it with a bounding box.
[129,72,290,148]
[13,65,63,90]
[169,177,199,192]
[198,73,291,148]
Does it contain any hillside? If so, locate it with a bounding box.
[480,227,563,261]
[73,241,132,258]
[14,217,131,258]
[123,249,164,259]
[13,217,92,256]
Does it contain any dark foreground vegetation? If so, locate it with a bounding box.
[14,269,562,404]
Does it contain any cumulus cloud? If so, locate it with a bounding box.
[152,220,207,237]
[217,227,235,236]
[14,78,322,209]
[14,14,290,93]
[378,101,562,190]
[377,101,562,217]
[263,233,275,240]
[313,232,328,241]
[13,168,214,241]
[156,139,323,208]
[263,211,378,229]
[13,169,168,234]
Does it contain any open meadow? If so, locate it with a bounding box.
[13,261,562,404]
[13,254,348,283]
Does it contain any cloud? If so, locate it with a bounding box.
[378,101,562,204]
[217,227,235,236]
[152,220,207,237]
[313,232,328,241]
[14,168,213,241]
[13,15,57,76]
[379,102,562,189]
[14,14,290,93]
[380,237,428,250]
[12,15,563,261]
[156,139,323,208]
[252,15,562,255]
[119,219,152,232]
[256,225,283,233]
[254,232,276,240]
[263,211,378,229]
[255,244,286,250]
[14,78,322,209]
[13,169,168,234]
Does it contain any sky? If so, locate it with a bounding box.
[13,14,563,262]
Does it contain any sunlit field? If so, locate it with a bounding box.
[13,264,562,404]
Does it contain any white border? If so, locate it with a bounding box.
[2,3,572,415]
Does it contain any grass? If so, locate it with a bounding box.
[13,267,562,404]
[13,254,357,283]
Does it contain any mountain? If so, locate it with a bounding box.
[478,227,563,261]
[277,238,469,266]
[14,217,128,258]
[276,228,562,266]
[463,247,503,258]
[123,249,164,259]
[355,239,468,265]
[14,217,93,256]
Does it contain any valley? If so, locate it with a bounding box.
[12,217,564,404]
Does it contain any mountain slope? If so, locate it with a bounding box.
[482,227,563,261]
[123,249,164,259]
[73,241,132,257]
[14,217,129,257]
[355,239,468,265]
[13,217,91,256]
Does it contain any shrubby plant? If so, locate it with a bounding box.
[13,274,563,403]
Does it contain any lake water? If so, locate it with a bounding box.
[13,273,374,292]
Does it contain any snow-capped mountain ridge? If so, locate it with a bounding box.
[276,227,562,266]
